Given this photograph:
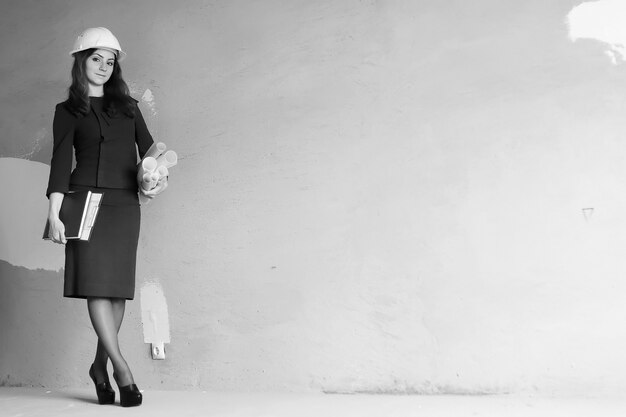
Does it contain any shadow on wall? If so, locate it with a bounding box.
[0,260,96,388]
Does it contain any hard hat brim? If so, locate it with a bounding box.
[69,48,126,62]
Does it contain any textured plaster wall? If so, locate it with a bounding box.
[2,0,626,395]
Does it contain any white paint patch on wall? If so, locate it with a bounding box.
[0,157,64,271]
[15,128,47,160]
[142,88,158,117]
[140,282,171,349]
[567,0,626,64]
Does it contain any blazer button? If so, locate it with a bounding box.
[100,136,105,142]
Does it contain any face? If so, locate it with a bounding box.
[85,49,116,87]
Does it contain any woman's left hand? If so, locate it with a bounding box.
[140,176,168,199]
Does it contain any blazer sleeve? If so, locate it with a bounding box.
[46,103,75,198]
[134,104,154,159]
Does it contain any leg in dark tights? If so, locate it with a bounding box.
[91,298,126,383]
[87,297,135,386]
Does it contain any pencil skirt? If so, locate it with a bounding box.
[63,185,140,300]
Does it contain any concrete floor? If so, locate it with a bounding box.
[2,388,626,417]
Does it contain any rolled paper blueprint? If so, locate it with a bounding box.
[141,156,157,174]
[138,147,176,205]
[141,173,157,191]
[143,142,167,160]
[156,165,169,179]
[137,156,158,185]
[139,166,170,204]
[156,150,177,169]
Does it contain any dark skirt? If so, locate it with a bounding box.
[63,185,140,300]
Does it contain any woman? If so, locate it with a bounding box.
[46,27,166,407]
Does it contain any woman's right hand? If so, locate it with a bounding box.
[48,217,67,244]
[47,192,66,244]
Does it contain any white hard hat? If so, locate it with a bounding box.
[69,27,126,62]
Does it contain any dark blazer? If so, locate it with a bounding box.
[46,98,154,197]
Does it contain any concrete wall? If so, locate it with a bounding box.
[2,0,626,395]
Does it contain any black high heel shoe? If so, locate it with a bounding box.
[113,372,143,407]
[89,364,115,405]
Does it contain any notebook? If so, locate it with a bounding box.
[43,190,103,241]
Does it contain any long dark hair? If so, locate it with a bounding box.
[66,48,136,118]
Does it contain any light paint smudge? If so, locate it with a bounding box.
[142,88,158,116]
[140,282,171,346]
[16,128,47,160]
[567,0,626,64]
